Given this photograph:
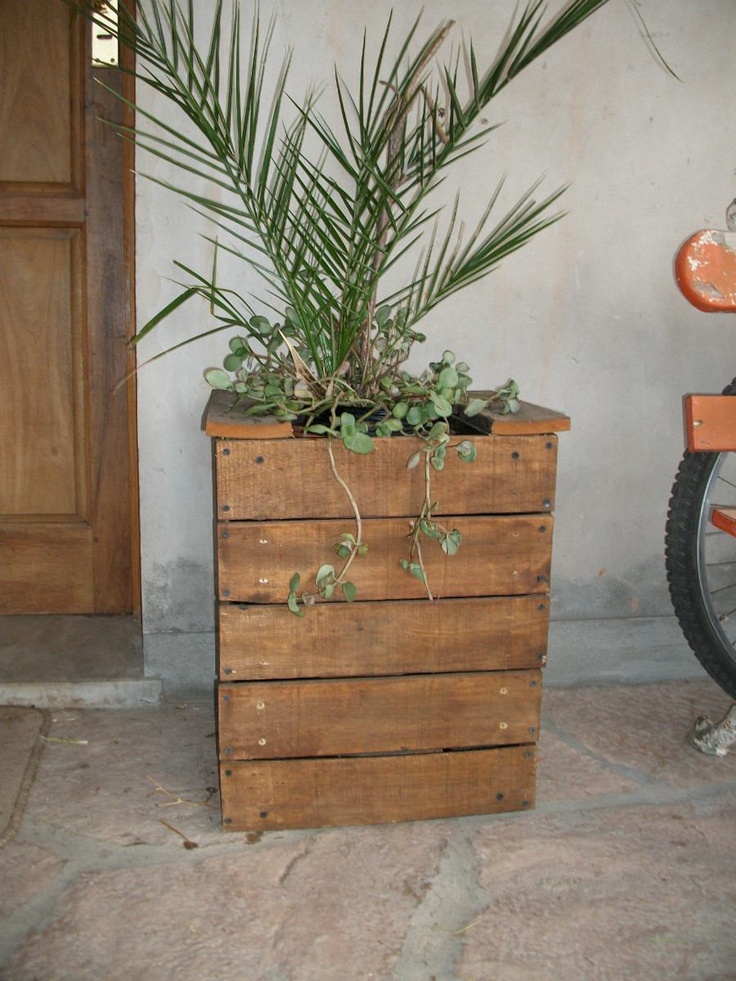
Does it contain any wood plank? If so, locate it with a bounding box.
[218,669,541,759]
[218,595,550,680]
[203,390,294,439]
[204,389,570,438]
[217,514,553,603]
[214,432,558,519]
[453,397,571,435]
[684,394,736,452]
[219,745,537,830]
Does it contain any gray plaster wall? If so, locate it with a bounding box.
[134,0,736,694]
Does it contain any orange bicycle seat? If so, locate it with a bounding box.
[675,229,736,312]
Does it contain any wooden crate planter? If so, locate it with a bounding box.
[205,391,569,831]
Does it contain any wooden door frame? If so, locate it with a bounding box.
[121,48,141,619]
[85,12,141,616]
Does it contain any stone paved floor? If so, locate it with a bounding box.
[1,680,735,980]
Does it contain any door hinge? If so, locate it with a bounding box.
[91,0,119,68]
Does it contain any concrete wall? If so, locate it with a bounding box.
[135,0,736,695]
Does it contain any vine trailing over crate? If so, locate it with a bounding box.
[286,411,484,614]
[283,349,518,611]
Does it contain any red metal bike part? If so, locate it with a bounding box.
[684,394,736,452]
[675,230,736,313]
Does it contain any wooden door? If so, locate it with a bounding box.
[0,0,137,614]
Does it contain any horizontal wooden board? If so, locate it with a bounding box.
[218,595,549,680]
[213,431,558,520]
[217,514,553,604]
[218,669,541,760]
[203,390,294,439]
[453,397,571,435]
[219,744,537,830]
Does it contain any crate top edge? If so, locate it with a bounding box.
[203,390,570,439]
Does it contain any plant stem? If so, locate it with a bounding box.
[326,438,364,584]
[407,449,435,601]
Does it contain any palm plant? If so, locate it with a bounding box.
[88,0,625,438]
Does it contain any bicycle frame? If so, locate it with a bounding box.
[673,215,736,754]
[676,226,736,527]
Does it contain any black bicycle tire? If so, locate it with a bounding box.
[665,377,736,698]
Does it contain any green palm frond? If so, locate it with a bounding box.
[76,0,639,395]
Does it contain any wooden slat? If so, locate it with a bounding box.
[203,390,294,439]
[218,669,541,760]
[217,514,553,603]
[203,389,570,439]
[219,745,536,830]
[453,397,571,435]
[684,394,736,452]
[214,432,558,519]
[218,595,549,680]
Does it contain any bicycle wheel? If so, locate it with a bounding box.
[665,379,736,698]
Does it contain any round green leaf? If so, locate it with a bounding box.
[343,431,375,454]
[204,368,234,391]
[465,399,488,418]
[223,353,243,372]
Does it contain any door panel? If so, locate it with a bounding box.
[0,0,75,185]
[0,228,83,516]
[0,0,136,615]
